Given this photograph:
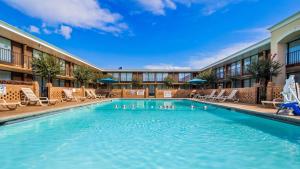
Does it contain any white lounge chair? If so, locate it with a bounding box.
[209,90,225,101]
[21,88,57,106]
[63,89,86,102]
[217,89,239,102]
[85,90,94,99]
[88,89,105,99]
[262,98,283,108]
[198,90,217,100]
[0,99,21,110]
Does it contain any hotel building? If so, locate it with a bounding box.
[103,69,199,96]
[200,12,300,88]
[0,20,101,96]
[1,11,300,95]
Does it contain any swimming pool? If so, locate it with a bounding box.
[0,99,300,169]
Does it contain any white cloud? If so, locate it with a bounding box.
[144,63,191,70]
[57,25,73,39]
[137,0,176,15]
[136,0,249,15]
[4,0,127,34]
[28,25,40,34]
[235,26,270,40]
[188,41,257,69]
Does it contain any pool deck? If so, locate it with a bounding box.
[1,98,300,126]
[0,99,112,125]
[190,99,300,126]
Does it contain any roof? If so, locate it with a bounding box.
[103,69,200,73]
[0,20,101,71]
[268,11,300,32]
[199,38,271,71]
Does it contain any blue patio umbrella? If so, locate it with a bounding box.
[188,78,207,84]
[98,78,118,84]
[98,78,118,89]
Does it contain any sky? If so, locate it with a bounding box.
[0,0,299,70]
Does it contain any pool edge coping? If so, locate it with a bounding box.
[0,99,114,126]
[1,98,300,127]
[188,99,300,126]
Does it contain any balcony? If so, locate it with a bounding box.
[287,50,300,65]
[0,47,24,67]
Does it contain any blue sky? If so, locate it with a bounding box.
[0,0,299,70]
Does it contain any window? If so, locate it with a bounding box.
[243,79,251,88]
[243,78,256,88]
[60,59,66,75]
[143,73,155,81]
[59,80,65,87]
[287,39,300,65]
[232,80,241,88]
[216,67,224,79]
[120,73,132,81]
[179,73,191,82]
[112,73,119,81]
[230,61,241,76]
[0,37,11,62]
[156,73,168,81]
[53,79,59,87]
[243,55,258,74]
[0,70,11,80]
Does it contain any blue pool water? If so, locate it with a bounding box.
[0,99,300,169]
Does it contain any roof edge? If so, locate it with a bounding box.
[268,11,300,32]
[199,38,271,71]
[0,20,102,71]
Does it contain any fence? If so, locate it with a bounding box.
[266,82,283,101]
[0,81,39,102]
[47,83,85,100]
[0,81,274,104]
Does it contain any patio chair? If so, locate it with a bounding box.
[85,89,94,99]
[21,88,58,106]
[0,99,21,110]
[189,90,197,98]
[262,98,283,108]
[209,90,226,101]
[217,89,239,102]
[62,89,86,102]
[198,90,217,100]
[89,89,106,99]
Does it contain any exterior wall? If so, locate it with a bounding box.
[270,16,300,85]
[0,23,101,91]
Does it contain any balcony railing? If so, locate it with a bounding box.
[0,48,12,63]
[287,50,300,65]
[0,47,24,67]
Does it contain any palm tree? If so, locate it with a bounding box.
[164,76,175,89]
[247,55,283,100]
[32,55,61,83]
[247,56,283,86]
[73,66,93,87]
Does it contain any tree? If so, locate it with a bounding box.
[32,55,61,83]
[164,76,175,89]
[131,77,142,89]
[197,68,216,88]
[247,55,283,100]
[247,57,283,86]
[73,66,93,86]
[90,72,113,84]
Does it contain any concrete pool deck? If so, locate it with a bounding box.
[1,98,300,126]
[0,99,112,125]
[190,99,300,126]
